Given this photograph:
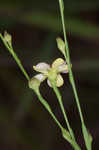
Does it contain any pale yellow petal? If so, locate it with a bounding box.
[56,74,64,87]
[58,63,68,73]
[47,79,52,87]
[33,62,50,74]
[34,73,47,82]
[52,58,64,68]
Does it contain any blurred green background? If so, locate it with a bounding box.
[0,0,99,150]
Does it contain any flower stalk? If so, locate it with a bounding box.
[28,77,81,150]
[50,80,76,142]
[0,32,30,81]
[58,0,92,150]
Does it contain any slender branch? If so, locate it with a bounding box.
[58,1,92,150]
[35,90,63,130]
[58,0,84,127]
[34,89,81,150]
[52,82,76,141]
[0,33,30,81]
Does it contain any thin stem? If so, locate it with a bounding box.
[35,89,81,150]
[35,89,63,130]
[58,1,92,150]
[69,71,84,124]
[58,0,84,126]
[52,82,75,141]
[0,33,30,81]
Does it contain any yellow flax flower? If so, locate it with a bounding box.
[32,58,68,87]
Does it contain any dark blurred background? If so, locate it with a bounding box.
[0,0,99,150]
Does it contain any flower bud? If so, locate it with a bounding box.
[28,77,40,91]
[4,31,12,47]
[56,37,65,56]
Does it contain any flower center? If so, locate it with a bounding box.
[48,68,58,82]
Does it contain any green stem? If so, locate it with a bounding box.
[58,1,92,150]
[0,33,30,81]
[71,141,82,150]
[34,89,81,150]
[69,70,84,124]
[51,82,75,141]
[35,89,63,130]
[58,0,84,127]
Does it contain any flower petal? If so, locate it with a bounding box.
[56,74,64,87]
[28,74,46,90]
[34,73,47,82]
[52,58,65,68]
[33,62,50,74]
[47,79,52,87]
[57,62,68,73]
[47,74,64,87]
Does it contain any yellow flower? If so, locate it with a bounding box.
[33,58,68,87]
